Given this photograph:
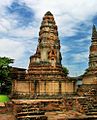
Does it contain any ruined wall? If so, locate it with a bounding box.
[83,75,97,84]
[32,80,75,95]
[12,80,30,94]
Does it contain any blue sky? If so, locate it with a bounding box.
[0,0,97,76]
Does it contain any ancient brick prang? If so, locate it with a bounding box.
[30,11,61,66]
[25,11,74,97]
[80,25,97,98]
[12,11,75,98]
[83,25,97,85]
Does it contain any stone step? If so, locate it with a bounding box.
[22,109,38,112]
[93,104,97,107]
[17,111,45,116]
[17,115,47,120]
[86,112,97,115]
[21,105,34,108]
[89,109,97,112]
[21,108,39,112]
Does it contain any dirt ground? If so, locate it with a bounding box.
[0,114,15,120]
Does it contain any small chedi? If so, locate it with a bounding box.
[80,25,97,96]
[12,11,75,98]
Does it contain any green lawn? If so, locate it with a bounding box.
[0,95,10,102]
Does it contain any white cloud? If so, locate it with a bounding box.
[78,36,91,42]
[22,38,38,55]
[72,52,89,63]
[22,0,97,37]
[8,26,39,38]
[0,17,12,32]
[66,64,86,77]
[61,45,70,54]
[0,39,25,60]
[0,0,13,8]
[0,0,97,37]
[1,0,97,38]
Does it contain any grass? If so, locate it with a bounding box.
[0,95,10,103]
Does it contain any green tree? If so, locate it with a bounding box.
[62,66,69,76]
[0,57,14,94]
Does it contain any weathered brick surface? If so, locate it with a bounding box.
[0,114,15,120]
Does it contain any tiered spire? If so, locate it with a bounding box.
[12,11,75,98]
[82,25,97,92]
[92,25,97,40]
[39,11,59,47]
[83,25,97,82]
[89,25,97,69]
[31,11,61,66]
[26,11,69,96]
[44,11,53,16]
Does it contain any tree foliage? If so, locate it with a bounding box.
[62,66,69,76]
[0,57,14,94]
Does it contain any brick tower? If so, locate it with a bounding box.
[81,25,97,95]
[26,11,74,97]
[29,11,61,67]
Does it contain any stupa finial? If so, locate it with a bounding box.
[44,11,53,16]
[92,24,97,39]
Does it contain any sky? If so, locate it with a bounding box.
[0,0,97,76]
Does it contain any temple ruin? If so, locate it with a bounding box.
[7,12,97,120]
[12,11,75,98]
[78,25,97,96]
